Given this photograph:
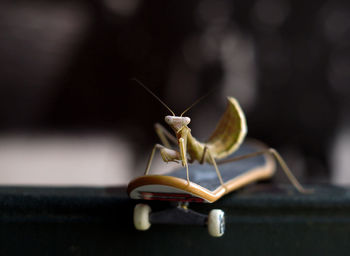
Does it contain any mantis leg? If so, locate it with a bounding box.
[144,144,163,175]
[217,148,313,194]
[206,147,226,191]
[154,123,178,149]
[144,144,182,175]
[199,144,208,164]
[179,138,190,185]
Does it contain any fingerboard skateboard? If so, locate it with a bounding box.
[127,141,276,237]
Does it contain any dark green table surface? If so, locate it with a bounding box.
[0,184,349,256]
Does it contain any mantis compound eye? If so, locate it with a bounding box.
[183,117,191,125]
[165,116,172,124]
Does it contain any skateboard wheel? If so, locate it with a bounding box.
[208,209,225,237]
[134,204,151,231]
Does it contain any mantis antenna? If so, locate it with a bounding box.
[132,78,176,116]
[180,88,215,117]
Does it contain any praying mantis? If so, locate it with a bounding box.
[133,79,311,194]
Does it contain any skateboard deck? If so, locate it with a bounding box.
[127,141,276,203]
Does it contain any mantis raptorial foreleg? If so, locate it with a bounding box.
[144,143,184,175]
[154,123,178,149]
[217,148,313,194]
[145,125,192,184]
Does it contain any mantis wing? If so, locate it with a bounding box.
[206,97,247,159]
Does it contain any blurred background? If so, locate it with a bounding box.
[0,0,349,186]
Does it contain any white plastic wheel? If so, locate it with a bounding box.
[133,204,152,231]
[207,209,225,237]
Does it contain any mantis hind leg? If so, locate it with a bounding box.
[217,148,313,194]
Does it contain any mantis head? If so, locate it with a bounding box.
[165,116,191,132]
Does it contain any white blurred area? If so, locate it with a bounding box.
[0,135,134,186]
[0,128,349,186]
[331,125,350,185]
[0,134,183,186]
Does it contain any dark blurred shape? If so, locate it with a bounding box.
[0,1,89,129]
[0,0,349,183]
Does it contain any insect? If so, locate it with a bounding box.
[133,79,311,194]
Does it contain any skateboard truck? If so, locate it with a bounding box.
[133,202,225,237]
